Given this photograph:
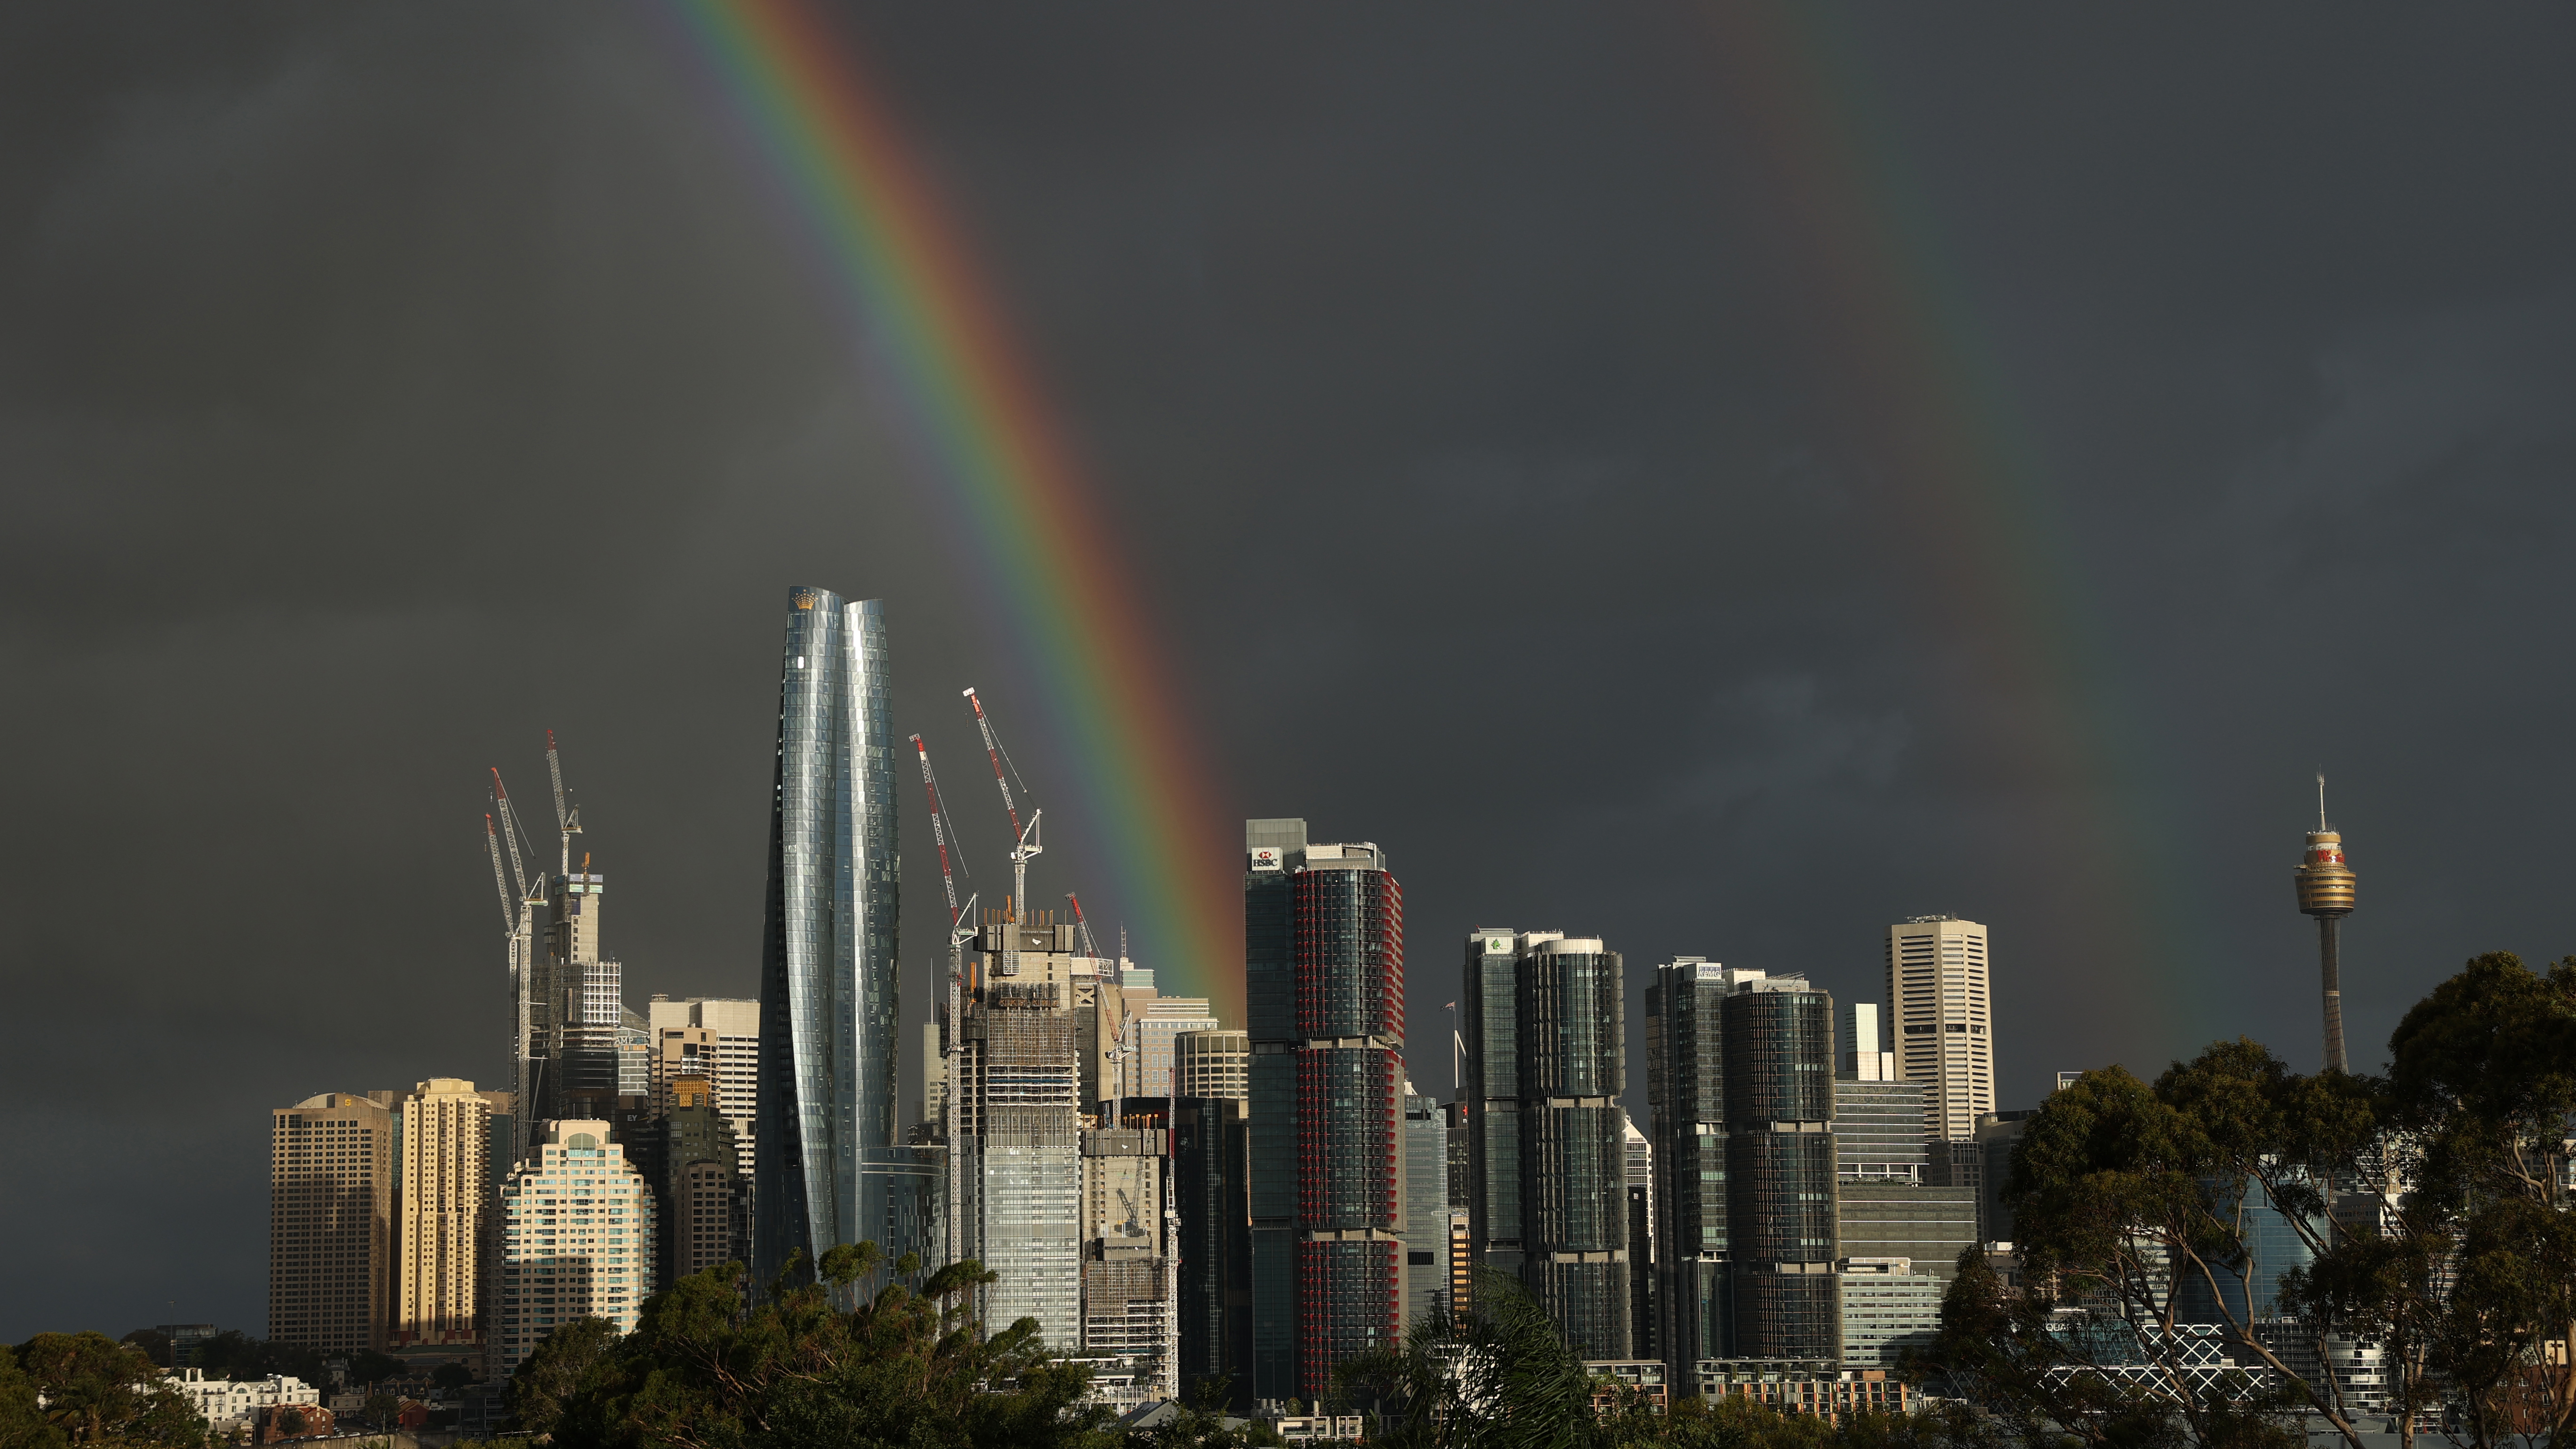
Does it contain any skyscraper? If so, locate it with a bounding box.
[1243,820,1408,1405]
[491,1120,657,1377]
[1461,928,1521,1280]
[1125,998,1220,1098]
[1884,917,1994,1141]
[541,867,619,1113]
[753,587,931,1291]
[959,914,1087,1348]
[1833,1004,1927,1183]
[1625,1119,1655,1360]
[648,997,759,1175]
[394,1079,498,1352]
[1173,1094,1251,1407]
[1646,958,1730,1377]
[1519,934,1631,1357]
[1723,971,1839,1361]
[663,1076,747,1284]
[1080,1119,1176,1399]
[1462,930,1631,1356]
[268,1093,394,1352]
[1401,1079,1450,1326]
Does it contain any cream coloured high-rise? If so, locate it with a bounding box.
[268,1092,395,1351]
[1884,917,1995,1141]
[394,1079,493,1348]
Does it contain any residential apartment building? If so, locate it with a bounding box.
[394,1079,499,1351]
[491,1119,657,1377]
[1244,820,1408,1406]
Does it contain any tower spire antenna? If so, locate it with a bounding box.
[2318,771,2327,831]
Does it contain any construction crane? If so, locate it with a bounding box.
[1065,892,1102,959]
[962,688,1042,975]
[546,729,582,878]
[486,772,545,1159]
[912,733,979,1270]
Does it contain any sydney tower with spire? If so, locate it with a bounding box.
[2294,776,2358,1073]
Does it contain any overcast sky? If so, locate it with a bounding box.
[5,4,2573,1342]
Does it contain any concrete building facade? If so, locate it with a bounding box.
[492,1119,656,1377]
[267,1093,394,1351]
[1884,917,1995,1141]
[394,1079,495,1351]
[649,996,759,1175]
[1173,1030,1250,1101]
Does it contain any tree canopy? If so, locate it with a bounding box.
[1925,951,2576,1449]
[514,1249,1119,1449]
[8,1334,201,1449]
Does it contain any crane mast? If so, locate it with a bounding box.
[487,775,543,1159]
[912,733,979,1269]
[962,688,1041,974]
[1065,892,1101,958]
[546,729,581,878]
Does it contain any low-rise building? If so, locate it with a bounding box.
[1586,1359,1668,1417]
[1695,1360,1914,1422]
[166,1370,319,1433]
[251,1402,335,1444]
[1837,1258,1943,1369]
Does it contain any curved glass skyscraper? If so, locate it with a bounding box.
[753,588,933,1290]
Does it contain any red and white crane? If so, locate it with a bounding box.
[1064,892,1102,959]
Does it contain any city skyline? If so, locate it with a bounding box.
[10,5,2573,1345]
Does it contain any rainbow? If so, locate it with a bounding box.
[1694,8,2199,1049]
[665,0,1240,1018]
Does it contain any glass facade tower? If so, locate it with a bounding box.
[1463,932,1631,1358]
[1645,958,1731,1379]
[1243,820,1408,1405]
[752,588,932,1291]
[1722,971,1840,1361]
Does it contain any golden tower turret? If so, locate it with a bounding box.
[2294,774,2355,1073]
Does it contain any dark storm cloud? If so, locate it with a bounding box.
[4,3,2572,1338]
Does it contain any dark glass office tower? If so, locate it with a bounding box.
[1464,932,1630,1358]
[1647,958,1731,1379]
[1243,819,1304,1405]
[1516,935,1629,1357]
[1174,1095,1251,1409]
[752,588,932,1292]
[1722,973,1839,1360]
[1461,929,1521,1277]
[1244,821,1408,1405]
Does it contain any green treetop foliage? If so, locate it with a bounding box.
[510,1248,1119,1449]
[1332,1268,1595,1449]
[10,1334,202,1449]
[1924,951,2576,1449]
[0,1345,70,1449]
